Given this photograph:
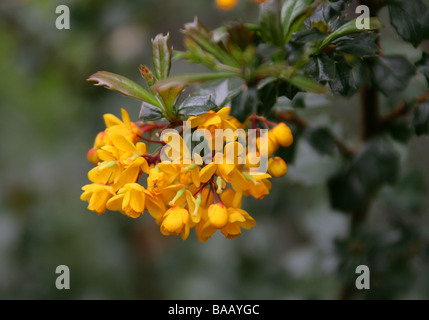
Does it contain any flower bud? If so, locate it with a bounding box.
[87,148,100,165]
[272,122,293,147]
[94,131,106,149]
[208,203,228,228]
[246,151,261,169]
[268,157,288,177]
[257,132,278,157]
[215,0,239,10]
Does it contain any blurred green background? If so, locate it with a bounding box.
[0,0,428,299]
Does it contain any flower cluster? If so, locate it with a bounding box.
[81,107,293,242]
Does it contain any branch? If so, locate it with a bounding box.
[379,92,429,127]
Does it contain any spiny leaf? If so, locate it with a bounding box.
[318,17,383,51]
[152,33,173,80]
[87,71,161,108]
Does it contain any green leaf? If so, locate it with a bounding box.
[371,55,416,96]
[155,83,185,110]
[199,80,230,106]
[353,137,400,188]
[230,87,258,122]
[329,55,359,97]
[281,0,313,42]
[288,76,328,94]
[328,168,367,212]
[257,80,277,116]
[139,102,163,121]
[153,72,238,90]
[328,137,400,212]
[305,126,336,155]
[334,33,380,58]
[259,0,284,46]
[177,95,217,117]
[87,71,161,108]
[388,0,429,47]
[152,33,173,80]
[291,28,327,43]
[318,18,383,51]
[412,102,429,136]
[307,55,335,83]
[416,52,429,85]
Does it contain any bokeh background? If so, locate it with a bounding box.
[0,0,428,299]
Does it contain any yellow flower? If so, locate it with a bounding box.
[188,107,237,144]
[80,183,115,215]
[221,207,256,239]
[160,206,191,240]
[219,189,256,238]
[104,108,142,145]
[106,183,147,218]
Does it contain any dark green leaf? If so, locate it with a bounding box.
[306,1,345,29]
[200,80,229,106]
[329,55,358,97]
[281,0,314,42]
[139,102,163,121]
[388,121,414,143]
[388,0,429,47]
[305,126,336,155]
[328,137,400,212]
[257,80,277,116]
[334,33,380,58]
[177,95,217,117]
[259,0,284,46]
[154,72,238,90]
[307,55,335,83]
[412,102,429,135]
[416,52,429,84]
[353,137,401,189]
[371,56,416,96]
[328,168,367,212]
[291,28,327,43]
[152,33,173,80]
[231,87,258,122]
[288,76,328,94]
[87,71,161,108]
[278,81,300,100]
[318,18,383,51]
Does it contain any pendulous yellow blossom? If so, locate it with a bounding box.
[80,183,115,215]
[106,183,147,218]
[82,103,293,242]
